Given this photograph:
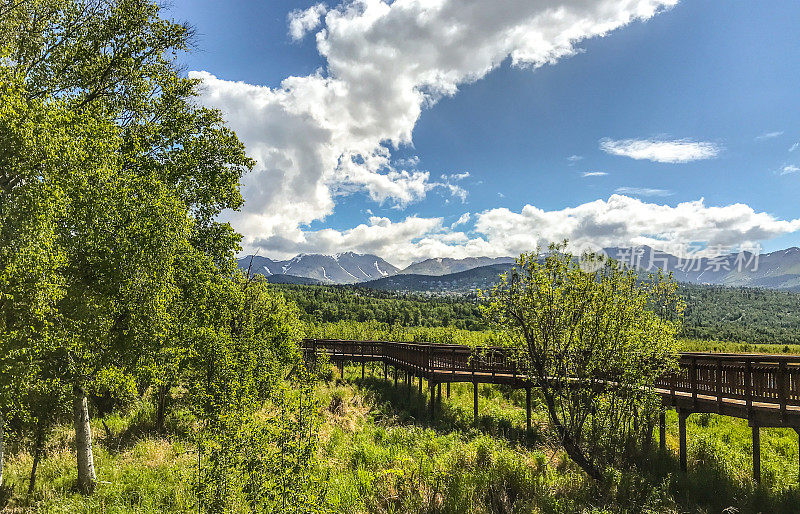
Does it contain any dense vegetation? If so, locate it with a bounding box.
[0,0,319,511]
[275,281,800,346]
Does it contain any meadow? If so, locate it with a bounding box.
[4,325,800,513]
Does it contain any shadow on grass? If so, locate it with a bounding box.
[344,369,539,445]
[96,397,194,455]
[626,447,800,514]
[340,367,800,513]
[0,484,12,509]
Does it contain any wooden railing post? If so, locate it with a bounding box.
[746,358,753,415]
[691,357,697,408]
[779,359,788,423]
[717,357,723,413]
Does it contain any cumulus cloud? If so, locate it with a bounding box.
[288,3,327,41]
[614,186,672,196]
[253,195,800,267]
[599,137,721,163]
[472,195,800,259]
[567,154,583,165]
[582,171,608,177]
[781,165,800,175]
[192,0,678,253]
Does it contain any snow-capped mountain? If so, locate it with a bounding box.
[603,246,800,289]
[238,252,399,284]
[398,256,516,276]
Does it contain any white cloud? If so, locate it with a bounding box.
[781,165,800,175]
[599,137,721,163]
[790,142,799,152]
[288,3,327,41]
[614,186,672,197]
[755,131,784,141]
[472,196,800,259]
[444,172,471,181]
[254,195,800,267]
[567,154,583,165]
[582,171,607,177]
[451,212,471,229]
[192,0,678,253]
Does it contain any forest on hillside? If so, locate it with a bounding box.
[275,282,800,345]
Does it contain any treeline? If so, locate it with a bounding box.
[0,1,320,511]
[680,283,800,344]
[273,282,800,345]
[277,285,489,330]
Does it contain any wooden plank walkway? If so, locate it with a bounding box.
[302,338,800,482]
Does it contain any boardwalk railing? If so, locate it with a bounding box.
[302,338,800,482]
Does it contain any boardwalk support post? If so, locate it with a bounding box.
[752,423,761,484]
[361,361,365,380]
[473,381,478,421]
[446,382,450,398]
[659,409,666,452]
[437,382,441,407]
[338,361,344,379]
[679,409,689,472]
[525,386,532,433]
[430,381,436,417]
[795,428,800,486]
[394,367,397,387]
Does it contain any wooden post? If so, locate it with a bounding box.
[338,361,344,378]
[525,386,532,433]
[430,381,436,417]
[446,382,450,398]
[418,374,422,394]
[394,367,397,387]
[716,357,723,413]
[752,424,761,484]
[691,357,697,408]
[745,358,753,415]
[659,409,666,452]
[679,409,688,472]
[473,381,479,421]
[384,361,388,381]
[437,382,441,407]
[795,428,800,486]
[779,359,788,423]
[361,361,365,380]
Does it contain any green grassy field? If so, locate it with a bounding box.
[5,362,800,513]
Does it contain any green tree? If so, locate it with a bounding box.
[483,243,683,480]
[0,0,252,493]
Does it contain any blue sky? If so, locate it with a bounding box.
[170,0,800,266]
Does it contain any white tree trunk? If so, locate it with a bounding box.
[0,411,5,485]
[73,385,96,493]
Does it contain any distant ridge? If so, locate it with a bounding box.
[398,256,515,276]
[360,263,514,292]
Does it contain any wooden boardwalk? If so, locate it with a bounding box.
[302,339,800,482]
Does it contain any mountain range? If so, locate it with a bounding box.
[238,252,398,284]
[237,246,800,292]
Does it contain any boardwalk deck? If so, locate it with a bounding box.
[302,338,800,482]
